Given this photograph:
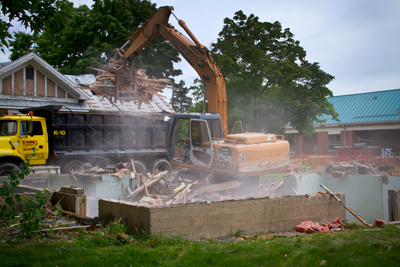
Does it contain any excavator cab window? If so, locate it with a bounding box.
[169,118,190,162]
[191,120,211,149]
[189,119,214,167]
[207,119,222,139]
[168,116,219,164]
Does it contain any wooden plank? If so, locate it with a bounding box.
[122,183,128,197]
[144,183,150,197]
[130,159,136,173]
[186,172,214,201]
[126,170,169,199]
[37,225,99,232]
[61,210,92,219]
[200,180,242,193]
[141,196,157,205]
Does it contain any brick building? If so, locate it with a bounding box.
[285,89,400,156]
[0,52,174,116]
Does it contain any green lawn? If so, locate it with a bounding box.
[1,222,399,267]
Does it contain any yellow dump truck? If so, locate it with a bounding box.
[0,106,171,176]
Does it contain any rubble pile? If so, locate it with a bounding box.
[81,53,177,106]
[325,161,383,178]
[75,161,281,207]
[125,172,258,207]
[296,217,345,233]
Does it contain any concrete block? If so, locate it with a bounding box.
[52,189,86,216]
[331,171,347,178]
[60,186,84,196]
[99,194,345,240]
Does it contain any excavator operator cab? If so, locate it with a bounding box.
[166,113,223,167]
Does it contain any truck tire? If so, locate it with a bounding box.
[0,162,21,176]
[127,160,147,176]
[151,159,172,173]
[62,160,84,174]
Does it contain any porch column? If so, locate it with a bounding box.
[295,133,304,155]
[341,130,355,147]
[317,131,329,155]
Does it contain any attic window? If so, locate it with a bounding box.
[26,67,34,80]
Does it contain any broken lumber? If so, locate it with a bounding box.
[200,180,241,193]
[126,170,169,199]
[186,172,214,201]
[141,196,158,205]
[122,183,128,197]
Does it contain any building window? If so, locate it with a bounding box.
[328,134,341,150]
[26,67,34,80]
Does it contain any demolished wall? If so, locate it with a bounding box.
[99,194,345,239]
[282,173,400,223]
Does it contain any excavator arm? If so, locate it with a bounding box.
[120,6,228,136]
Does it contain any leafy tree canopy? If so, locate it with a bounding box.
[0,0,72,53]
[9,0,181,79]
[171,80,192,113]
[211,11,338,135]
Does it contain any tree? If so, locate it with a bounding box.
[171,80,192,113]
[9,0,181,79]
[211,11,338,135]
[8,32,35,61]
[187,78,205,113]
[0,0,72,52]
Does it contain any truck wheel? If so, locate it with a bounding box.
[62,160,84,174]
[0,162,21,176]
[127,160,147,176]
[152,159,172,173]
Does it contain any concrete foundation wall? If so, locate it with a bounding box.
[282,173,400,223]
[15,173,132,217]
[0,185,85,215]
[388,189,400,221]
[99,194,345,240]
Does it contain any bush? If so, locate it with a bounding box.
[0,149,50,236]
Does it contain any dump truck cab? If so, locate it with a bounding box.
[0,114,49,174]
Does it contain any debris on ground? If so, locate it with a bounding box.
[372,219,386,227]
[67,158,293,207]
[287,161,390,176]
[325,162,384,177]
[122,169,287,207]
[296,217,345,233]
[321,183,372,228]
[1,193,102,240]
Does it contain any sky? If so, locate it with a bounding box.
[1,0,399,97]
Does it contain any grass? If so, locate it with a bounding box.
[1,221,400,266]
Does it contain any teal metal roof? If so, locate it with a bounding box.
[319,88,400,125]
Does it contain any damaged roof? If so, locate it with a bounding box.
[65,74,175,115]
[319,88,400,125]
